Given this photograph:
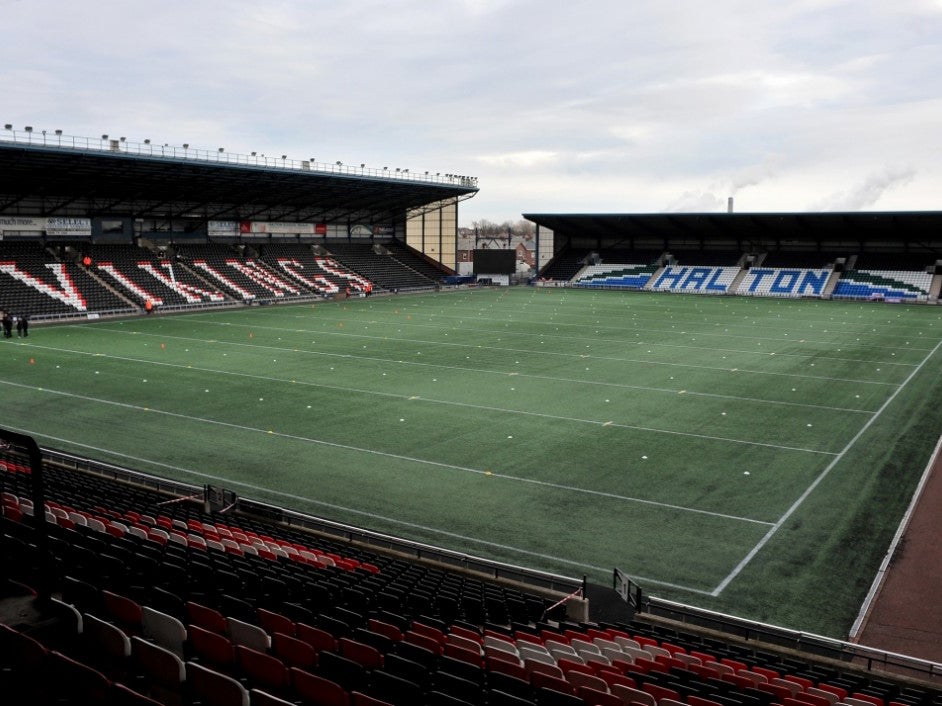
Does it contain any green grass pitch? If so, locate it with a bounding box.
[3,287,942,637]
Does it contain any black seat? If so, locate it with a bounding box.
[488,689,537,706]
[433,670,484,705]
[316,650,367,692]
[368,669,424,706]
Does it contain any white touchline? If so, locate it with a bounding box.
[6,422,715,595]
[711,337,942,597]
[0,378,775,527]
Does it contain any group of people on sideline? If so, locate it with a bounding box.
[1,311,29,338]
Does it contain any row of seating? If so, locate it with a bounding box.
[566,263,935,300]
[541,248,937,281]
[2,452,940,706]
[0,240,449,319]
[832,271,933,301]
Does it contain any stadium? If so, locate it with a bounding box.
[2,128,942,706]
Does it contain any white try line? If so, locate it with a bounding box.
[0,378,775,527]
[25,340,840,457]
[711,336,942,597]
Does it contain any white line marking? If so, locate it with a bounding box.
[0,379,774,526]
[5,423,715,594]
[20,341,839,456]
[185,320,907,387]
[58,328,880,415]
[711,337,942,597]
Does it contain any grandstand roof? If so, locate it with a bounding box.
[0,138,477,223]
[524,211,942,246]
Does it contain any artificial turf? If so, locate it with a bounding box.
[3,286,942,637]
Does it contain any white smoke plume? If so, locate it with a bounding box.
[810,166,917,211]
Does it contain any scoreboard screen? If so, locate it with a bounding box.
[473,249,516,274]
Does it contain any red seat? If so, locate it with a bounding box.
[366,619,403,643]
[791,694,832,706]
[487,656,529,681]
[103,590,143,634]
[759,683,797,701]
[578,685,623,706]
[443,642,484,667]
[525,660,564,679]
[557,657,594,675]
[47,650,112,704]
[339,637,383,670]
[784,675,814,690]
[258,608,296,637]
[447,625,482,644]
[297,623,338,654]
[852,695,884,706]
[753,666,780,681]
[236,644,290,693]
[531,671,576,695]
[642,682,681,702]
[272,631,318,670]
[189,624,236,672]
[130,636,185,703]
[599,671,636,691]
[409,622,445,644]
[403,630,442,655]
[186,601,228,634]
[720,657,748,672]
[816,684,849,701]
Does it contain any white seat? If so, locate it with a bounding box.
[227,616,271,652]
[520,650,556,667]
[142,606,187,657]
[614,635,641,651]
[484,635,517,655]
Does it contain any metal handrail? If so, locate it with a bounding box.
[0,127,477,189]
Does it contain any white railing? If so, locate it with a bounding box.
[0,126,477,189]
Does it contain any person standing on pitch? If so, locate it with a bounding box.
[1,311,11,338]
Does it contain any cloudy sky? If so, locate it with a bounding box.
[3,0,942,224]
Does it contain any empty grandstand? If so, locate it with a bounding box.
[3,132,942,706]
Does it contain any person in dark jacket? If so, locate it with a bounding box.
[16,313,28,337]
[1,311,12,338]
